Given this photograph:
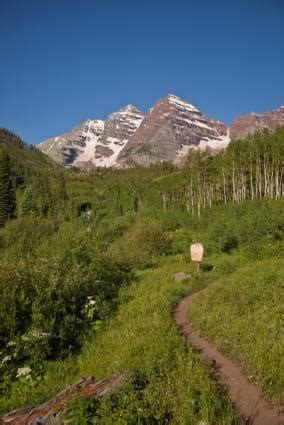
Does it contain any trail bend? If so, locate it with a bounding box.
[173,289,284,425]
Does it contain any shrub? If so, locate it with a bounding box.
[96,213,137,245]
[109,219,172,269]
[0,260,34,344]
[170,228,193,254]
[0,245,132,366]
[2,217,58,258]
[221,234,239,253]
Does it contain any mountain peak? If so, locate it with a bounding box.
[165,94,198,112]
[117,104,140,114]
[85,119,104,128]
[166,93,182,101]
[117,93,229,167]
[166,93,181,100]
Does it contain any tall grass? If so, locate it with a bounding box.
[189,256,284,404]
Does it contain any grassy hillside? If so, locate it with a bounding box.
[189,258,283,404]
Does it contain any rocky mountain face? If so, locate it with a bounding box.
[230,106,284,139]
[37,95,283,168]
[38,105,144,167]
[89,105,144,168]
[117,95,229,167]
[37,120,105,165]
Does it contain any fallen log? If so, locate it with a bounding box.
[1,373,125,425]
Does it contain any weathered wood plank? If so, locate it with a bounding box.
[1,373,125,425]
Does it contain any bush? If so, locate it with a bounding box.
[2,217,58,258]
[221,234,239,253]
[195,200,284,255]
[109,219,172,269]
[170,228,193,254]
[96,213,137,245]
[0,260,34,344]
[213,253,245,274]
[0,246,132,367]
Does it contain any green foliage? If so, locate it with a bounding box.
[170,228,193,254]
[0,150,15,226]
[18,184,39,217]
[192,199,284,255]
[96,213,137,246]
[0,260,34,344]
[1,217,58,258]
[189,257,284,403]
[0,223,132,382]
[109,219,172,269]
[0,128,58,179]
[0,129,71,220]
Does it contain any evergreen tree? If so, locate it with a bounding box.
[0,150,14,227]
[19,184,39,217]
[58,172,68,203]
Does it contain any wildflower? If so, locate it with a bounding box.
[1,355,11,364]
[21,334,30,342]
[86,296,96,305]
[6,341,16,347]
[31,329,50,339]
[16,367,31,378]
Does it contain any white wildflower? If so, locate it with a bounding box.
[31,329,50,339]
[21,334,30,342]
[2,355,11,364]
[86,296,96,305]
[16,367,31,378]
[6,341,16,348]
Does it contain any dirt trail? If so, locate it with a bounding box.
[173,289,284,425]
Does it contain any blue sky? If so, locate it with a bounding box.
[0,0,283,145]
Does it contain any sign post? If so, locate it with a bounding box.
[190,243,204,274]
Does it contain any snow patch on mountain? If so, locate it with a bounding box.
[73,105,144,167]
[93,138,128,167]
[198,131,230,151]
[38,94,234,168]
[73,120,105,164]
[168,94,198,112]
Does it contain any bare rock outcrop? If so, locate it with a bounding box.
[230,106,284,139]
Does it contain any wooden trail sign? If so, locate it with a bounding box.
[190,243,204,273]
